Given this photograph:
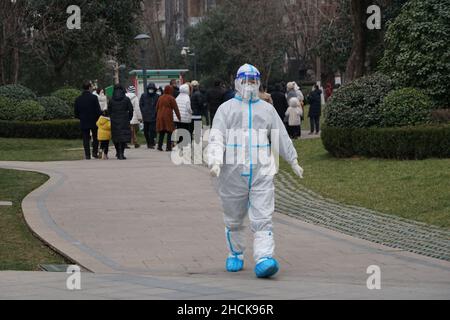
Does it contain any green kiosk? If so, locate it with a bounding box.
[105,69,189,98]
[130,69,189,97]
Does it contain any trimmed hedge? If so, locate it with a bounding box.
[0,84,36,101]
[324,73,394,128]
[379,88,432,127]
[0,98,46,121]
[13,100,45,121]
[0,96,16,120]
[52,88,80,107]
[322,125,450,160]
[0,119,81,139]
[381,0,450,107]
[38,96,73,120]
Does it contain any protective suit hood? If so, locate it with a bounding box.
[235,64,261,102]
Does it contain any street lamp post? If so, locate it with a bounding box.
[119,64,127,84]
[181,47,197,80]
[193,52,198,81]
[134,34,151,94]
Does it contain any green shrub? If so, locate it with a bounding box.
[322,125,450,160]
[379,88,432,127]
[38,96,73,120]
[381,0,450,107]
[0,84,36,101]
[0,96,17,121]
[12,100,45,121]
[52,88,80,107]
[324,73,394,128]
[0,119,81,139]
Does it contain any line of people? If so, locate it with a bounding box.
[74,78,324,160]
[75,81,144,160]
[75,79,212,159]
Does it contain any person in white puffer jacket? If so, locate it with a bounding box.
[174,84,193,144]
[126,86,142,148]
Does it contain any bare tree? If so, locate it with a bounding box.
[345,0,368,81]
[140,0,187,69]
[282,0,319,73]
[282,0,341,82]
[0,0,30,84]
[219,0,287,86]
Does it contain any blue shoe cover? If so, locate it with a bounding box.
[226,255,244,272]
[254,258,279,278]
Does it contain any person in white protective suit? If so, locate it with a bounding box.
[208,64,304,278]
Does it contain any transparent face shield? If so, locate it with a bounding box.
[236,72,261,101]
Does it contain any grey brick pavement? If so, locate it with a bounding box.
[275,170,450,261]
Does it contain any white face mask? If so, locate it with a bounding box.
[148,89,155,94]
[242,83,259,100]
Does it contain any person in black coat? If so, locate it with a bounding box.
[191,82,205,117]
[139,82,159,149]
[206,80,224,125]
[223,83,236,102]
[74,81,102,160]
[199,86,209,126]
[190,81,205,139]
[271,83,289,122]
[307,85,323,135]
[108,84,134,160]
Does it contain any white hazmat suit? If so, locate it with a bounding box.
[208,64,304,278]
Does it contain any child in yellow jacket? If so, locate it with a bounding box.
[96,110,111,160]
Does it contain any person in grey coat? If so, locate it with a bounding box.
[108,84,134,160]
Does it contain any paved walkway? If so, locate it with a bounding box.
[0,149,449,299]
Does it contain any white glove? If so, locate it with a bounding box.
[291,160,304,179]
[210,165,221,178]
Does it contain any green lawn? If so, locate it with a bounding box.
[0,133,151,162]
[0,138,84,161]
[0,169,69,270]
[280,139,450,229]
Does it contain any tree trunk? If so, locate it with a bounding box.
[0,47,4,85]
[12,46,19,84]
[0,23,6,85]
[345,0,367,82]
